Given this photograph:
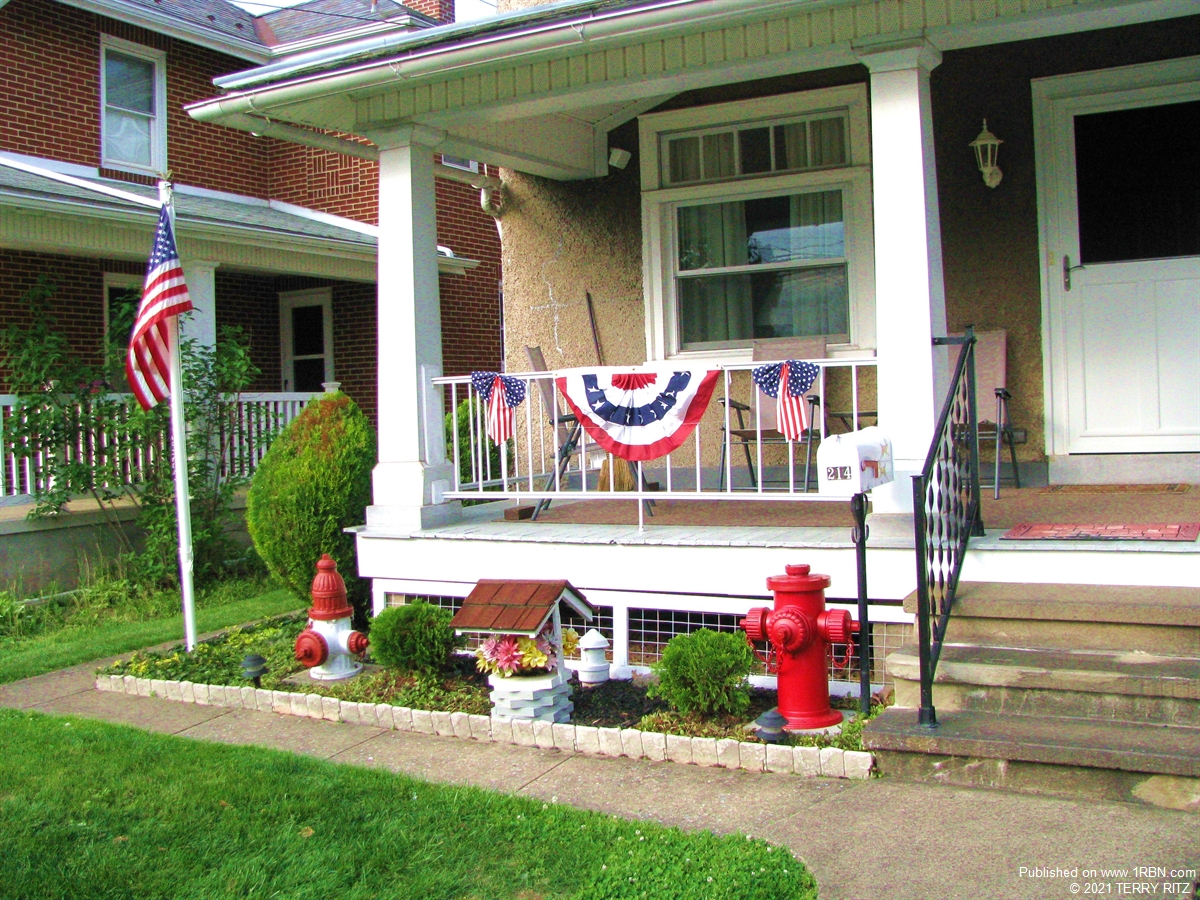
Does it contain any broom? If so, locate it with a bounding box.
[587,292,638,494]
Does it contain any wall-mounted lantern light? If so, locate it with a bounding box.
[970,120,1003,188]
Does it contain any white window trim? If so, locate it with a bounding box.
[639,85,875,363]
[100,35,167,177]
[279,288,334,392]
[440,154,479,173]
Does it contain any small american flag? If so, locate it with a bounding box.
[126,206,193,411]
[470,372,527,444]
[751,359,820,441]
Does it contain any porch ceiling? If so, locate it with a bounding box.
[188,0,1192,180]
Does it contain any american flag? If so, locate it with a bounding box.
[126,206,193,411]
[751,359,820,441]
[470,371,527,444]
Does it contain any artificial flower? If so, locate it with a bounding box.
[561,627,580,657]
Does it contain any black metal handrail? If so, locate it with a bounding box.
[912,326,984,727]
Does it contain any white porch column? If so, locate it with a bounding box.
[367,134,458,531]
[858,40,948,514]
[179,260,218,349]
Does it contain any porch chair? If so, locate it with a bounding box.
[964,329,1021,499]
[523,346,652,519]
[718,337,826,492]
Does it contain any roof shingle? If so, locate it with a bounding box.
[450,579,592,635]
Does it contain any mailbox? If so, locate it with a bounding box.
[817,426,893,496]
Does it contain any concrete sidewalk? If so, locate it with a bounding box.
[2,663,1197,900]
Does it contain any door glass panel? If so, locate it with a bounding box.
[293,358,326,392]
[291,305,325,355]
[1075,99,1200,264]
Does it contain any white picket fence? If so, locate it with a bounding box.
[0,392,315,499]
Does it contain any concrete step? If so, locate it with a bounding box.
[902,582,1200,655]
[863,707,1200,811]
[888,644,1200,726]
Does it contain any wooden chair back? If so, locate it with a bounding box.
[949,330,1008,423]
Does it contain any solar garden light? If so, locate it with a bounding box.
[576,628,611,687]
[241,653,268,688]
[754,708,789,744]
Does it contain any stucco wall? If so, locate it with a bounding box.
[498,17,1200,466]
[500,139,645,375]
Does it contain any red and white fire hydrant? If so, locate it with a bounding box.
[740,564,858,731]
[294,554,369,681]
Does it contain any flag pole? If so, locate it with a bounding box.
[159,180,197,652]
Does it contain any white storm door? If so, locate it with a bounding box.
[1035,60,1200,456]
[279,288,334,392]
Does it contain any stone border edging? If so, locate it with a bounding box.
[95,675,874,780]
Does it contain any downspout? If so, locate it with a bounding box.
[431,160,504,230]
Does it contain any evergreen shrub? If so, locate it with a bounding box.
[369,600,464,673]
[647,628,755,717]
[245,391,375,622]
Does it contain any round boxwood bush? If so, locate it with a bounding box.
[647,628,756,717]
[369,600,464,673]
[246,391,375,622]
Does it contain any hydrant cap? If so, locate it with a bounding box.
[309,554,355,621]
[766,563,832,593]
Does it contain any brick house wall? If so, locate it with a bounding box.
[1,0,274,196]
[1,0,503,416]
[214,270,282,392]
[0,251,112,384]
[436,179,503,379]
[268,141,380,223]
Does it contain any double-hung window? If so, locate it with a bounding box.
[101,37,166,175]
[640,85,874,360]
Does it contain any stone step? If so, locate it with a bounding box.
[863,707,1200,811]
[888,644,1200,725]
[902,582,1200,655]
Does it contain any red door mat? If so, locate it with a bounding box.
[1001,523,1200,541]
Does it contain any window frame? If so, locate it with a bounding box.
[279,288,334,392]
[440,154,480,173]
[100,35,167,177]
[639,85,874,362]
[103,273,142,391]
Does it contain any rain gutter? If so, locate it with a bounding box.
[190,0,847,125]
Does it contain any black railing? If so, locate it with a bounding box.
[912,327,985,727]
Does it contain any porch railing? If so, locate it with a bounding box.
[434,358,877,526]
[911,327,985,728]
[0,391,315,499]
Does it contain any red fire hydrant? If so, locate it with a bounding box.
[294,555,369,681]
[740,564,858,731]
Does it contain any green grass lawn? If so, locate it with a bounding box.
[0,585,300,685]
[0,709,817,900]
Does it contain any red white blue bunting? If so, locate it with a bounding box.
[470,372,527,444]
[751,359,820,441]
[555,368,719,462]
